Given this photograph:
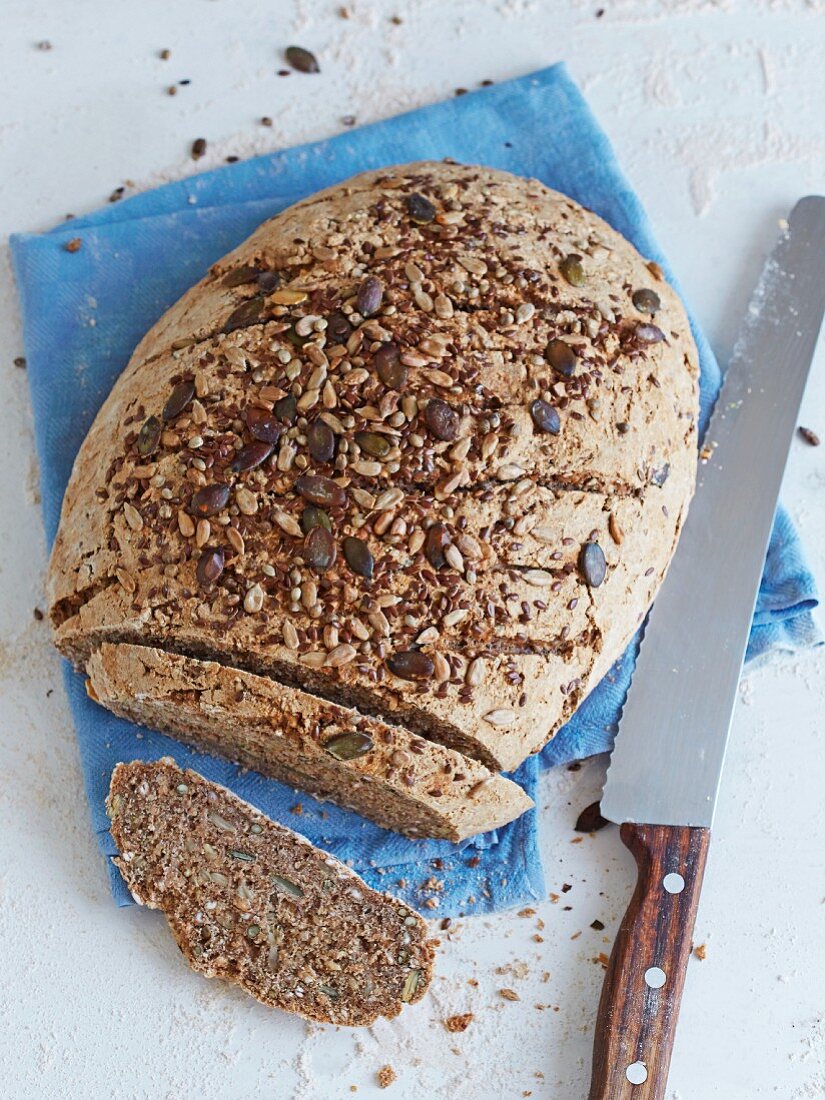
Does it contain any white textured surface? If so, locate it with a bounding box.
[1,2,824,1097]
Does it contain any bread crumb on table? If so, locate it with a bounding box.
[499,988,520,1001]
[444,1012,474,1033]
[694,943,707,960]
[377,1064,397,1088]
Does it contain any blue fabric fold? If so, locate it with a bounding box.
[11,63,820,916]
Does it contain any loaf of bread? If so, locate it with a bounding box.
[90,642,532,840]
[51,161,699,833]
[107,758,435,1025]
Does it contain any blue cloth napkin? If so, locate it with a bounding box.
[11,64,820,917]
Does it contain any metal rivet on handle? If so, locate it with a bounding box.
[663,872,685,894]
[626,1062,648,1085]
[644,966,667,989]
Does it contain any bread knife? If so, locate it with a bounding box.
[587,196,825,1100]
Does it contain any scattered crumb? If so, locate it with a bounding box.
[191,138,207,160]
[694,943,707,960]
[159,48,170,60]
[14,357,26,369]
[499,988,520,1001]
[65,238,82,253]
[518,908,536,918]
[590,919,605,931]
[444,1012,474,1033]
[798,427,820,447]
[377,1064,396,1089]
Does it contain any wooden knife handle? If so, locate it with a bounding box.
[588,822,710,1100]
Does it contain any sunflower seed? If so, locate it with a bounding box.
[244,583,265,613]
[123,503,144,531]
[273,509,302,537]
[483,708,517,727]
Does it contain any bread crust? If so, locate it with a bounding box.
[51,160,699,824]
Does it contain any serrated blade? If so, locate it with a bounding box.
[602,196,825,828]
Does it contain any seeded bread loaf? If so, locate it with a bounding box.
[107,758,435,1025]
[89,642,532,840]
[51,161,699,825]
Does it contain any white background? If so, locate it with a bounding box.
[1,2,824,1097]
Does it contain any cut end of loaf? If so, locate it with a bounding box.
[107,758,435,1026]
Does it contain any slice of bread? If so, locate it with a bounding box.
[107,758,435,1025]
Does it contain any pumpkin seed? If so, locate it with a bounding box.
[285,45,320,73]
[257,270,282,293]
[325,311,352,343]
[196,546,225,586]
[162,380,195,421]
[407,192,436,224]
[357,276,383,317]
[301,505,332,534]
[355,430,391,458]
[324,731,374,760]
[304,525,337,572]
[137,415,162,457]
[544,338,577,377]
[222,265,260,288]
[374,342,407,390]
[530,399,561,435]
[632,288,661,314]
[272,873,304,898]
[387,650,434,682]
[189,483,230,517]
[560,254,585,286]
[425,523,450,570]
[650,462,670,487]
[636,323,666,343]
[295,473,347,509]
[579,541,607,587]
[425,398,460,442]
[245,407,283,444]
[275,394,298,423]
[221,296,265,334]
[307,419,335,463]
[343,535,374,579]
[228,849,255,862]
[231,440,274,472]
